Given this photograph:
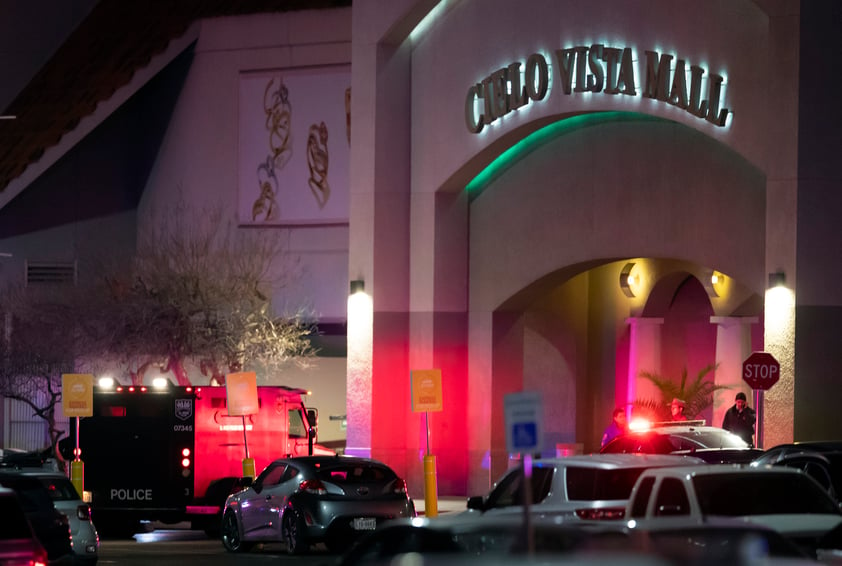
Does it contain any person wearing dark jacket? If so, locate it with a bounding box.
[600,407,628,448]
[722,391,757,446]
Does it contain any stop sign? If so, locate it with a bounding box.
[742,351,780,390]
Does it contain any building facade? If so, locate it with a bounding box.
[1,0,841,499]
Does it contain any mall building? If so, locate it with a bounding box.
[0,0,840,497]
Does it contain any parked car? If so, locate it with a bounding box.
[621,517,815,565]
[0,486,50,566]
[25,470,99,565]
[600,424,752,460]
[461,454,705,521]
[0,471,73,564]
[752,440,842,503]
[625,463,842,557]
[0,453,99,564]
[337,514,634,565]
[221,455,415,555]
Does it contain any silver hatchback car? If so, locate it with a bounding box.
[221,455,415,555]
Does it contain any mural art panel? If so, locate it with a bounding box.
[238,65,350,225]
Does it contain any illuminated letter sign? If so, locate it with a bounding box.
[465,53,550,134]
[465,44,730,133]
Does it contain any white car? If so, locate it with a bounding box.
[462,453,705,520]
[625,463,842,557]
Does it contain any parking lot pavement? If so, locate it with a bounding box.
[415,496,467,516]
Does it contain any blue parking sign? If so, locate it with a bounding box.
[512,422,537,449]
[504,392,543,454]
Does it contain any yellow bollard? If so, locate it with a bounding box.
[70,460,84,498]
[242,457,256,479]
[423,454,438,517]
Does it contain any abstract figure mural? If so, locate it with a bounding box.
[239,66,350,225]
[264,78,293,170]
[307,121,330,208]
[252,78,292,221]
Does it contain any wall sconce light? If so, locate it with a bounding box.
[703,270,721,297]
[349,279,365,295]
[619,262,636,298]
[768,271,785,289]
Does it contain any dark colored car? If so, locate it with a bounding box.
[0,472,73,564]
[600,424,752,460]
[0,452,99,564]
[338,515,632,565]
[0,486,50,566]
[752,441,842,503]
[221,455,415,555]
[622,518,814,563]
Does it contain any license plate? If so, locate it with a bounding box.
[352,517,377,530]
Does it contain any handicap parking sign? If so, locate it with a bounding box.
[504,392,543,454]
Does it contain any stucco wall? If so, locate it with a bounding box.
[410,0,772,196]
[138,9,352,323]
[470,119,766,313]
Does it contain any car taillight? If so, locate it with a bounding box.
[32,544,48,566]
[393,478,408,494]
[575,507,625,520]
[76,503,92,521]
[299,479,327,494]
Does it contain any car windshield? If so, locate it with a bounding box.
[566,467,649,500]
[673,430,748,449]
[317,463,396,484]
[693,472,841,515]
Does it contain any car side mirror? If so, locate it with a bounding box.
[238,476,254,489]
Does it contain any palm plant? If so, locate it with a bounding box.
[632,364,730,422]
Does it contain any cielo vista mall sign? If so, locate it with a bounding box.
[465,44,731,133]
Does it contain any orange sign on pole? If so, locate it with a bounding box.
[61,374,93,417]
[225,371,259,416]
[410,369,443,412]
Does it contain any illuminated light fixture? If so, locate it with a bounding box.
[152,377,169,389]
[0,115,15,120]
[619,262,637,298]
[350,279,365,295]
[98,376,115,389]
[703,270,721,297]
[768,271,786,289]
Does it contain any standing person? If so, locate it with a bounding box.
[722,391,756,446]
[669,398,688,421]
[600,407,628,448]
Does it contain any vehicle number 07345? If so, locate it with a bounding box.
[352,517,376,530]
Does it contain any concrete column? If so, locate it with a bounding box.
[710,316,758,428]
[626,317,664,406]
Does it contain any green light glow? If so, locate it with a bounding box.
[465,111,668,196]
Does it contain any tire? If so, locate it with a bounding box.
[282,508,309,555]
[221,510,252,553]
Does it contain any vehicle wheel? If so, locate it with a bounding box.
[221,510,251,553]
[282,508,309,555]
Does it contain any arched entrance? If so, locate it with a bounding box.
[466,113,766,488]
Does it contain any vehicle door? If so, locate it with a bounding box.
[651,477,692,517]
[240,462,289,537]
[467,465,554,516]
[287,406,311,455]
